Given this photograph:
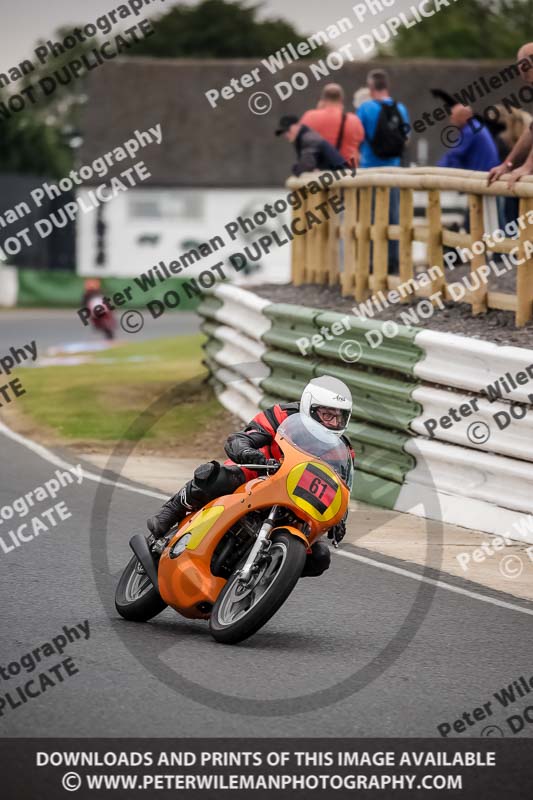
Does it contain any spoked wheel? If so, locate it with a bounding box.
[115,555,167,622]
[209,530,307,644]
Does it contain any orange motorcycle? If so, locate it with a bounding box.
[115,413,353,644]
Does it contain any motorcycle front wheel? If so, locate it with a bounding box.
[115,555,167,622]
[209,530,307,645]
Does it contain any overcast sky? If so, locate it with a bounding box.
[2,0,418,72]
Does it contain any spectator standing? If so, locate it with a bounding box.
[357,70,410,274]
[437,104,499,171]
[488,42,533,186]
[493,105,532,227]
[356,70,410,169]
[300,83,364,168]
[275,115,348,176]
[353,86,371,112]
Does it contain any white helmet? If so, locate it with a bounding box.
[300,376,352,437]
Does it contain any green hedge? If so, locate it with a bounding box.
[17,269,200,310]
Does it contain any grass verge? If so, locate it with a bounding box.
[1,335,236,455]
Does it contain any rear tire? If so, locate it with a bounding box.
[209,530,307,645]
[115,555,167,622]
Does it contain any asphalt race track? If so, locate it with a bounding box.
[1,425,533,739]
[1,309,200,351]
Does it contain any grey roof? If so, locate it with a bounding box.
[79,57,515,187]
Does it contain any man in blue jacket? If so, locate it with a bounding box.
[356,69,410,274]
[438,104,499,171]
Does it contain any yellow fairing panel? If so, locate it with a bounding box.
[184,506,225,550]
[286,461,342,522]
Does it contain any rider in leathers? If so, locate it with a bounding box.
[147,376,354,577]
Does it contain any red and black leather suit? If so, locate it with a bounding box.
[163,402,353,575]
[181,402,302,511]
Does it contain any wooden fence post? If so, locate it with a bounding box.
[311,189,329,285]
[342,188,357,297]
[372,187,389,294]
[355,188,372,302]
[326,189,341,285]
[516,196,533,326]
[291,198,306,286]
[426,189,446,299]
[468,193,488,315]
[399,188,414,300]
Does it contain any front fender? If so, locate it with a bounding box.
[271,525,309,547]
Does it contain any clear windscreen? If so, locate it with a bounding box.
[277,413,353,488]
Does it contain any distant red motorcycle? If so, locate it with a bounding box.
[82,279,116,340]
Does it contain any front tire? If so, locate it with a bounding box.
[209,530,307,645]
[115,555,167,622]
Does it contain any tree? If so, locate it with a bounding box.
[132,0,328,59]
[1,1,326,176]
[378,0,533,59]
[0,102,72,177]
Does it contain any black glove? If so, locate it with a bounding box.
[328,520,346,544]
[237,448,267,466]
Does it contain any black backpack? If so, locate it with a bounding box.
[371,101,407,159]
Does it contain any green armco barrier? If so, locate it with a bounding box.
[261,351,421,432]
[262,303,320,355]
[261,376,304,401]
[263,303,321,328]
[317,310,420,342]
[203,337,224,362]
[262,328,311,354]
[261,351,318,379]
[313,358,416,401]
[315,312,423,377]
[353,472,403,509]
[200,320,224,341]
[17,269,199,310]
[261,303,423,375]
[347,419,410,455]
[197,294,224,320]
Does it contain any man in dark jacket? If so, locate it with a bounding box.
[147,377,355,578]
[275,115,349,176]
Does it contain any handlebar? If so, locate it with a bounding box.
[239,460,281,472]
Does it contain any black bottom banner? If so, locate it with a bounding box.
[1,738,532,799]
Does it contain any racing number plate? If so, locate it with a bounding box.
[292,464,339,514]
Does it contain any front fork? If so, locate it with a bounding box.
[237,505,279,583]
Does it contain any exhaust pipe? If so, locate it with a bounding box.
[129,534,159,593]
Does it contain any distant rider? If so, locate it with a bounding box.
[82,279,116,340]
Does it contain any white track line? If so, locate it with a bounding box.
[2,421,533,618]
[336,549,533,617]
[0,421,166,501]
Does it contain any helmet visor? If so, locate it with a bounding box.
[311,405,350,432]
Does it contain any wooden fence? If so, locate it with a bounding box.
[287,167,533,327]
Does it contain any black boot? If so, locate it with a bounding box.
[147,489,191,537]
[301,541,331,577]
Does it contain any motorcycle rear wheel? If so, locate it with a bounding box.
[209,530,307,645]
[115,555,167,622]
